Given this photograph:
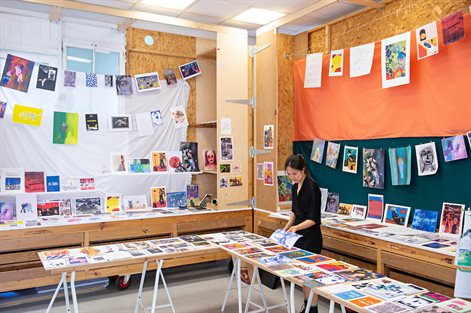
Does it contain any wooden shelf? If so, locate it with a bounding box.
[202,171,217,175]
[190,120,217,128]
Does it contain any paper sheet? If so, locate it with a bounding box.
[350,42,375,77]
[134,112,154,137]
[304,53,323,88]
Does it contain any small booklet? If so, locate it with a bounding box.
[269,229,302,249]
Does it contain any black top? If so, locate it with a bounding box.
[291,177,323,253]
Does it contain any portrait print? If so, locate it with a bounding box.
[115,75,133,95]
[325,192,339,213]
[203,149,217,171]
[164,68,177,85]
[415,142,438,176]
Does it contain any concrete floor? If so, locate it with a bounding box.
[2,260,342,313]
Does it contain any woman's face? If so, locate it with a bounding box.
[286,166,305,184]
[206,150,216,164]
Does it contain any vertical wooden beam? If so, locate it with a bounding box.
[125,27,133,75]
[325,25,331,53]
[83,231,90,247]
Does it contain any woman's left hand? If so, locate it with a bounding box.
[287,226,298,233]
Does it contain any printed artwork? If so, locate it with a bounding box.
[123,195,147,212]
[0,54,35,92]
[411,209,439,233]
[329,49,344,77]
[129,158,151,173]
[85,73,97,87]
[186,185,199,207]
[164,68,177,85]
[178,60,202,80]
[25,171,45,193]
[383,204,411,227]
[53,112,79,145]
[367,194,384,220]
[325,192,340,213]
[12,104,43,126]
[169,106,188,129]
[264,125,274,149]
[36,65,58,91]
[415,142,438,176]
[180,142,200,172]
[363,148,385,189]
[367,302,408,313]
[150,109,163,126]
[135,112,154,137]
[74,197,101,215]
[441,135,468,162]
[79,178,94,190]
[395,295,434,310]
[338,203,353,216]
[351,205,367,219]
[342,146,358,174]
[381,32,411,89]
[231,164,242,173]
[0,101,6,118]
[349,296,383,307]
[325,142,340,169]
[350,42,375,78]
[229,176,243,188]
[219,177,228,188]
[311,138,326,163]
[150,187,167,208]
[388,146,411,186]
[220,136,234,161]
[263,162,274,186]
[270,229,302,249]
[203,149,217,171]
[151,152,168,172]
[304,52,323,88]
[106,195,121,213]
[441,11,465,45]
[467,131,471,147]
[109,115,132,131]
[277,172,292,205]
[167,151,185,173]
[439,202,465,236]
[115,75,133,95]
[64,70,76,87]
[85,114,99,131]
[104,75,113,87]
[61,178,79,191]
[438,299,471,312]
[166,192,187,208]
[134,72,161,92]
[16,194,38,221]
[416,22,439,60]
[0,201,15,222]
[3,168,24,192]
[256,163,264,180]
[46,176,60,192]
[110,153,128,172]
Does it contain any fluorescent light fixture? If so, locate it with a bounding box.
[233,8,286,25]
[66,56,93,63]
[141,0,195,10]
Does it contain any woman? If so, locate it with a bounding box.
[283,154,322,313]
[204,149,217,171]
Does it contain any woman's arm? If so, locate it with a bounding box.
[283,213,296,231]
[287,219,315,233]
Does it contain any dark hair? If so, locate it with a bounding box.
[285,154,306,171]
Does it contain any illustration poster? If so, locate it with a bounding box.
[123,195,148,212]
[186,185,199,207]
[381,32,411,89]
[150,187,167,208]
[367,194,384,221]
[338,203,353,216]
[64,70,76,87]
[178,60,202,80]
[106,195,121,213]
[167,151,184,173]
[256,163,264,180]
[134,72,161,92]
[109,115,132,131]
[441,11,464,45]
[2,168,25,193]
[12,104,43,127]
[0,54,35,92]
[304,52,323,88]
[85,114,99,131]
[25,171,45,193]
[53,112,79,145]
[416,22,439,60]
[129,158,151,173]
[203,149,217,171]
[15,194,37,221]
[150,110,163,126]
[264,125,274,149]
[415,142,438,176]
[441,135,468,162]
[350,42,375,78]
[277,171,292,205]
[169,106,188,129]
[342,146,358,174]
[229,176,243,187]
[325,142,341,169]
[0,101,6,118]
[85,73,97,87]
[411,209,438,233]
[36,64,58,91]
[310,138,326,164]
[74,197,101,215]
[439,202,465,236]
[325,192,340,213]
[351,205,367,219]
[263,162,274,186]
[388,146,411,186]
[115,75,133,95]
[110,153,128,173]
[151,152,167,172]
[382,204,411,227]
[180,142,200,172]
[167,191,187,208]
[164,68,177,85]
[220,137,234,161]
[46,175,60,192]
[0,201,15,222]
[79,178,94,190]
[329,49,344,77]
[363,148,385,189]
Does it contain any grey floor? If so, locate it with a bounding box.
[2,260,342,313]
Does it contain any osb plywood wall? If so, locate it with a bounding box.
[308,0,470,52]
[277,34,295,171]
[126,28,197,141]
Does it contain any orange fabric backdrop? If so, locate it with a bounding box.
[294,15,471,141]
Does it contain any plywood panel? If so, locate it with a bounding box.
[254,30,278,212]
[196,58,217,123]
[129,28,196,58]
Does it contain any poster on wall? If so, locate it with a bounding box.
[264,125,274,149]
[325,142,341,169]
[167,151,184,173]
[0,54,35,93]
[381,32,411,89]
[0,101,6,118]
[85,114,99,131]
[178,60,202,80]
[310,138,325,164]
[329,49,344,77]
[263,162,274,186]
[109,115,132,131]
[106,194,121,213]
[304,53,323,88]
[25,171,45,193]
[129,158,151,173]
[411,209,439,233]
[0,201,14,222]
[110,153,128,173]
[134,72,161,92]
[342,146,358,174]
[362,148,385,189]
[388,146,411,186]
[150,187,167,208]
[439,202,465,236]
[256,163,264,180]
[85,73,98,87]
[415,142,438,176]
[441,135,468,162]
[104,75,113,87]
[115,75,133,95]
[367,194,384,221]
[123,195,148,212]
[53,112,79,145]
[350,42,375,78]
[151,151,168,172]
[221,118,232,135]
[180,142,200,172]
[220,136,234,161]
[203,149,217,171]
[64,70,76,87]
[36,65,58,91]
[169,106,188,129]
[12,104,43,127]
[382,204,410,227]
[277,171,292,205]
[135,112,154,137]
[15,194,37,221]
[325,192,339,213]
[150,109,163,126]
[416,22,439,60]
[164,68,177,85]
[441,11,465,45]
[1,168,25,193]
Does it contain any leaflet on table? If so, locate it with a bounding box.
[455,237,471,267]
[269,229,302,249]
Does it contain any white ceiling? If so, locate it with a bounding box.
[0,0,370,38]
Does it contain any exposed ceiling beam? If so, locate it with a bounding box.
[117,18,135,32]
[256,0,337,36]
[343,0,385,9]
[22,0,246,34]
[49,6,62,22]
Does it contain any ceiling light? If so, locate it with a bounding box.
[141,0,195,10]
[233,8,286,25]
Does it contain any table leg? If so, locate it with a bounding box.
[150,260,161,313]
[45,272,67,313]
[70,271,79,313]
[236,258,243,313]
[254,267,268,313]
[329,300,335,313]
[290,282,295,313]
[158,260,176,313]
[63,273,70,313]
[134,260,148,313]
[279,279,290,313]
[221,257,237,312]
[305,289,314,313]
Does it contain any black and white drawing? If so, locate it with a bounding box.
[415,142,438,176]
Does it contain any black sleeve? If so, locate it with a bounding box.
[291,183,297,213]
[305,182,321,224]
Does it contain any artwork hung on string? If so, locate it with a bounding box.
[46,175,60,192]
[135,112,154,137]
[129,158,151,173]
[12,104,43,127]
[15,194,37,221]
[74,197,101,215]
[363,148,385,189]
[164,68,177,85]
[150,109,163,126]
[350,42,375,78]
[0,54,35,92]
[256,163,264,180]
[381,32,411,89]
[441,135,468,162]
[203,149,217,171]
[134,72,161,92]
[0,101,6,118]
[325,142,340,169]
[411,209,439,233]
[79,178,95,190]
[264,125,274,149]
[439,202,465,236]
[123,195,148,212]
[382,204,411,227]
[416,22,439,60]
[263,162,274,186]
[110,153,128,173]
[304,53,323,88]
[36,65,58,91]
[64,70,76,87]
[25,171,45,193]
[150,187,167,208]
[329,49,344,77]
[115,75,133,95]
[325,192,340,213]
[105,195,121,213]
[109,115,132,131]
[220,136,234,161]
[351,205,367,219]
[53,112,79,145]
[342,146,358,174]
[367,194,384,221]
[180,142,200,172]
[85,73,98,87]
[311,138,325,164]
[104,75,113,87]
[441,11,464,45]
[169,106,188,129]
[388,146,411,186]
[151,152,168,172]
[85,114,99,131]
[178,60,202,80]
[415,142,438,176]
[277,171,292,205]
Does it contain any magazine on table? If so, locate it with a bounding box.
[269,229,302,249]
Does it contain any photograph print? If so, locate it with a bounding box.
[439,202,465,236]
[415,142,438,176]
[115,75,133,95]
[220,136,234,161]
[325,192,340,213]
[441,135,468,162]
[178,60,202,80]
[164,68,177,85]
[362,148,385,189]
[109,115,132,131]
[342,146,358,174]
[74,197,102,215]
[36,64,58,91]
[382,204,411,227]
[134,72,161,92]
[1,54,35,93]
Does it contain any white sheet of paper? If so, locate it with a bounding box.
[269,229,302,249]
[350,42,375,77]
[320,188,328,211]
[304,53,323,88]
[454,269,471,299]
[329,49,344,77]
[381,32,411,89]
[135,112,154,137]
[220,117,232,135]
